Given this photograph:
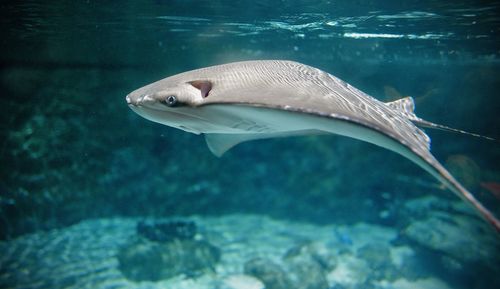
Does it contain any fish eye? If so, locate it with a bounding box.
[164,95,178,107]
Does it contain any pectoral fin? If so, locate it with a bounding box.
[205,133,266,157]
[205,130,322,157]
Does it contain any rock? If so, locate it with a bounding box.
[117,238,220,282]
[222,274,265,289]
[327,254,370,288]
[283,242,331,289]
[137,220,197,242]
[403,196,452,219]
[356,243,396,280]
[403,211,499,265]
[284,241,337,271]
[244,258,293,289]
[402,208,500,288]
[388,246,425,280]
[244,242,333,289]
[286,257,329,289]
[357,243,391,269]
[375,277,452,289]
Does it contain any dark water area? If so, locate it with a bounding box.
[1,1,500,288]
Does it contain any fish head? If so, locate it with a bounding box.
[126,77,208,107]
[126,78,231,134]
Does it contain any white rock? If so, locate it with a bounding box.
[327,254,369,286]
[375,277,452,289]
[390,246,415,268]
[223,274,265,289]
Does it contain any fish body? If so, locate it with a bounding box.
[126,60,499,231]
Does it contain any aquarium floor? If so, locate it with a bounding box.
[0,214,456,289]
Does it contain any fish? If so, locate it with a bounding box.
[481,182,500,200]
[126,60,499,232]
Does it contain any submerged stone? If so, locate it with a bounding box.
[222,274,265,289]
[283,241,337,271]
[327,254,370,287]
[136,220,197,242]
[117,237,220,282]
[403,208,500,287]
[283,242,331,289]
[286,257,329,289]
[356,243,396,280]
[244,258,293,289]
[403,211,499,265]
[357,243,391,268]
[243,242,332,289]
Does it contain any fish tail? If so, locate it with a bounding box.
[386,96,496,142]
[413,118,497,142]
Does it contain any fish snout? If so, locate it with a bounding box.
[126,94,134,105]
[126,93,154,106]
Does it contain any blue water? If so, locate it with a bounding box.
[1,1,499,288]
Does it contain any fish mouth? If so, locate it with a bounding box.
[128,102,203,119]
[127,102,217,134]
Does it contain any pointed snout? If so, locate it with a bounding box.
[126,94,133,105]
[126,93,154,106]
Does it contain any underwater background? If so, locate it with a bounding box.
[1,1,499,288]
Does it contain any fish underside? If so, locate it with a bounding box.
[126,60,499,232]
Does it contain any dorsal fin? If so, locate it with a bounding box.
[386,96,419,120]
[386,96,432,149]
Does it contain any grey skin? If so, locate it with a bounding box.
[126,60,499,232]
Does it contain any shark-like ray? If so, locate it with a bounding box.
[126,60,499,231]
